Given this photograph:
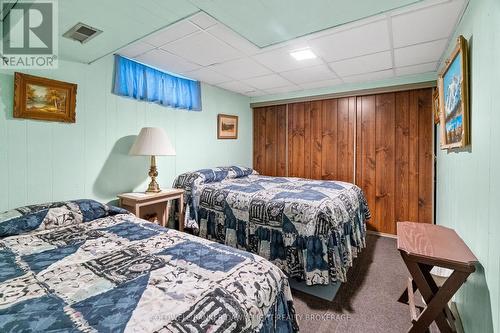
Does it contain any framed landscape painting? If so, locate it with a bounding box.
[217,114,238,139]
[438,35,470,149]
[14,72,77,123]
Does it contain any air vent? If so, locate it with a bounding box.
[63,23,102,44]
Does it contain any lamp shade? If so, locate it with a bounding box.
[129,127,176,156]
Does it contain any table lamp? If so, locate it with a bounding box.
[129,127,176,193]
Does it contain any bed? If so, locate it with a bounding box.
[0,199,298,333]
[174,166,371,286]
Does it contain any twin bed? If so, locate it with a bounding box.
[174,166,371,286]
[0,200,297,332]
[0,166,370,332]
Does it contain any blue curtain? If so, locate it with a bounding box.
[113,55,202,111]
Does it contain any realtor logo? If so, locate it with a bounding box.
[1,0,58,68]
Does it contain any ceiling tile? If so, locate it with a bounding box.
[243,74,293,90]
[183,67,231,85]
[329,51,393,77]
[189,12,218,29]
[308,20,391,62]
[217,81,257,95]
[394,39,448,67]
[211,57,272,80]
[395,62,438,76]
[392,0,465,48]
[245,90,268,97]
[161,31,242,66]
[264,85,303,95]
[279,64,337,85]
[206,24,260,55]
[299,78,343,90]
[118,41,155,58]
[135,49,200,73]
[142,20,199,47]
[342,69,394,84]
[252,46,323,72]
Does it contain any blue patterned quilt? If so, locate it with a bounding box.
[174,166,371,286]
[0,200,298,332]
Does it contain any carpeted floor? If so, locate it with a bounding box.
[291,234,438,333]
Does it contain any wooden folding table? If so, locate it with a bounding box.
[397,222,478,333]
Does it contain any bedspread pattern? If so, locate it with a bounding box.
[174,168,371,285]
[0,200,297,333]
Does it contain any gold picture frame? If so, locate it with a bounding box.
[217,114,238,139]
[433,88,440,124]
[14,72,77,123]
[438,35,470,150]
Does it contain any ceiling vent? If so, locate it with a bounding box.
[63,23,102,44]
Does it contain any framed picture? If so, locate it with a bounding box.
[433,87,440,124]
[14,72,77,123]
[217,114,238,139]
[438,35,470,149]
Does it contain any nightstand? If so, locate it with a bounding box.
[118,189,185,232]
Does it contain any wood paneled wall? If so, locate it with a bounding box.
[288,98,356,182]
[356,90,433,233]
[252,88,434,234]
[253,105,287,176]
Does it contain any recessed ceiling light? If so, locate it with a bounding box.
[290,48,317,61]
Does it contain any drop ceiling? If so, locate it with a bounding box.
[117,0,466,97]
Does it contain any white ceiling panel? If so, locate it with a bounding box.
[243,74,293,90]
[161,31,242,66]
[252,46,324,72]
[118,41,155,58]
[117,0,465,97]
[217,81,257,94]
[183,67,231,84]
[264,85,303,95]
[309,20,391,62]
[392,0,464,48]
[135,49,200,73]
[343,69,394,83]
[329,51,393,77]
[394,39,448,67]
[142,20,199,47]
[189,12,218,29]
[207,24,260,55]
[299,78,343,90]
[395,62,438,76]
[210,57,272,80]
[279,64,337,85]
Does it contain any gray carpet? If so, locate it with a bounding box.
[291,234,438,333]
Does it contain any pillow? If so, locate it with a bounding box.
[173,166,257,228]
[0,199,129,238]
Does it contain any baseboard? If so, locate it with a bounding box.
[450,302,465,333]
[367,230,397,239]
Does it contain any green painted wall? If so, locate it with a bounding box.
[0,55,252,211]
[436,0,500,332]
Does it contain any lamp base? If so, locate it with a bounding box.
[145,155,161,193]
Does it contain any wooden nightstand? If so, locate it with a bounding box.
[118,189,185,232]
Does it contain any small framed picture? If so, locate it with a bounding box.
[217,114,238,139]
[14,72,77,123]
[438,35,470,149]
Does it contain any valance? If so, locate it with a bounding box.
[113,55,202,111]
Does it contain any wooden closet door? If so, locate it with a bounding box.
[253,105,286,176]
[356,89,433,233]
[288,98,355,181]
